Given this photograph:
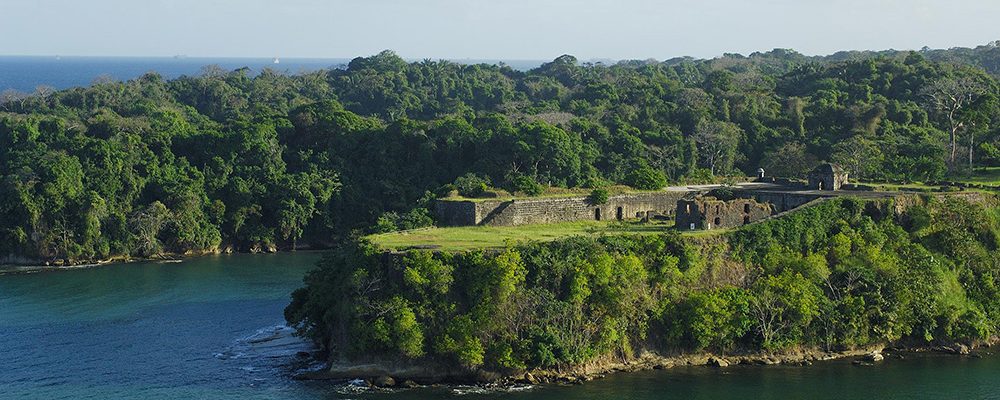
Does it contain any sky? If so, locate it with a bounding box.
[1,0,998,61]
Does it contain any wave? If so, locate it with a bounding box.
[215,323,323,378]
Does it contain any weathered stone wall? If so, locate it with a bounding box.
[435,192,690,227]
[436,185,964,228]
[807,165,849,191]
[675,197,774,230]
[735,190,831,212]
[434,200,479,226]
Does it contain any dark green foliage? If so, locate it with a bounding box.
[507,174,544,196]
[453,173,490,198]
[4,47,1000,263]
[626,166,668,190]
[373,208,434,233]
[287,197,1000,371]
[588,188,609,205]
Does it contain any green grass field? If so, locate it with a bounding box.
[857,167,1000,193]
[955,167,1000,186]
[368,220,682,252]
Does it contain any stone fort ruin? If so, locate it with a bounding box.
[808,163,848,191]
[675,196,773,230]
[435,163,860,230]
[434,192,688,227]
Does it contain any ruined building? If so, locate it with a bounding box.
[808,163,848,191]
[675,196,774,230]
[435,192,686,227]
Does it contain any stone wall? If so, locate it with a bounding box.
[433,200,479,226]
[734,190,831,212]
[675,197,774,230]
[807,164,849,191]
[434,184,950,228]
[435,192,690,227]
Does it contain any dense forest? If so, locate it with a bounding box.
[284,197,1000,372]
[2,44,1000,262]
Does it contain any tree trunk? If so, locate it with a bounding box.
[950,123,958,168]
[970,130,975,170]
[948,109,958,169]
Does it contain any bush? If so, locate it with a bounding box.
[454,173,490,198]
[508,174,544,196]
[588,188,609,205]
[373,208,433,233]
[625,166,667,190]
[374,212,399,233]
[398,208,433,230]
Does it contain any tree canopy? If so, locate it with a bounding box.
[3,47,1000,262]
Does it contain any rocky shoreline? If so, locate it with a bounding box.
[296,339,997,390]
[0,244,330,275]
[0,253,203,275]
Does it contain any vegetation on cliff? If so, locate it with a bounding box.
[285,197,1000,373]
[3,46,1000,262]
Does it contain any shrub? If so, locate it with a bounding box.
[373,208,433,233]
[588,188,609,205]
[374,212,399,233]
[626,166,667,190]
[398,208,433,230]
[454,173,490,198]
[508,174,544,196]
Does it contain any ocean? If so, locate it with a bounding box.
[0,56,545,93]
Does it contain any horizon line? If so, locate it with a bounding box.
[1,42,996,64]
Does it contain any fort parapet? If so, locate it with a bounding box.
[432,163,959,229]
[435,192,689,227]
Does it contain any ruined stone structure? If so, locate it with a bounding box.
[808,163,848,191]
[733,189,834,213]
[674,197,774,230]
[435,171,874,229]
[435,192,688,227]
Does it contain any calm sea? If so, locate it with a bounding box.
[0,56,545,93]
[2,253,999,400]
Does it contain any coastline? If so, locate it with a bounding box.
[0,245,331,275]
[296,340,997,388]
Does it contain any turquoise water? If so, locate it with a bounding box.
[2,253,999,400]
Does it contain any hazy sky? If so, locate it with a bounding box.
[1,0,998,60]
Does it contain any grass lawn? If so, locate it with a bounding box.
[855,167,1000,193]
[368,220,679,252]
[954,167,1000,186]
[858,182,943,192]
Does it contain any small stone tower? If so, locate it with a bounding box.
[808,163,848,191]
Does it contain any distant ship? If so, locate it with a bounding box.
[273,57,280,64]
